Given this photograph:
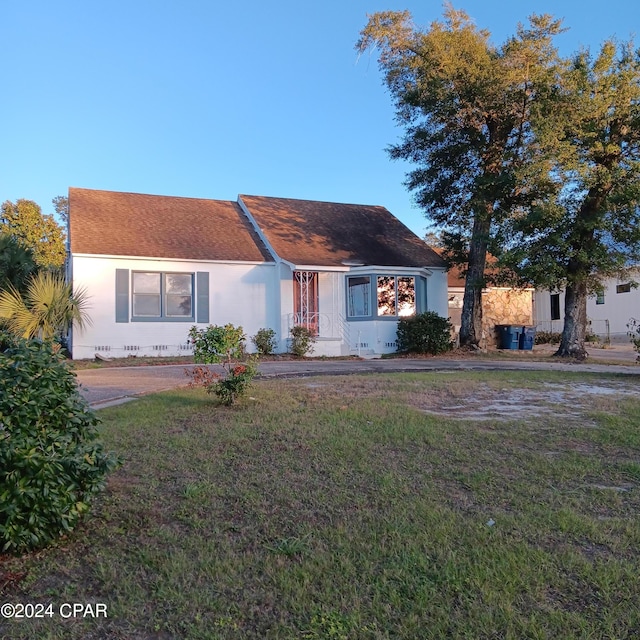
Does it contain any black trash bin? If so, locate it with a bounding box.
[497,325,521,350]
[519,326,536,350]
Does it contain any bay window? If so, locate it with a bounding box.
[347,274,417,319]
[347,276,371,317]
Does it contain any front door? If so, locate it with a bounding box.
[293,271,319,335]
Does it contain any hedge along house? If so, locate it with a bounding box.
[68,188,447,359]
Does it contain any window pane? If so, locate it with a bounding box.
[133,272,160,294]
[347,276,370,317]
[397,277,416,316]
[377,276,396,316]
[550,293,560,320]
[166,295,192,316]
[133,294,161,316]
[166,274,192,295]
[132,271,194,318]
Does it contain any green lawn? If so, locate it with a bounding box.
[2,370,639,639]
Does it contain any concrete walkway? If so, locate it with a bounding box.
[77,352,640,409]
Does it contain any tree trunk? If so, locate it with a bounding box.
[555,280,588,359]
[555,189,604,361]
[459,214,490,348]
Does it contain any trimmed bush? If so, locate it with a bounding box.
[189,323,247,364]
[251,328,277,355]
[290,325,316,357]
[0,336,120,553]
[396,312,454,355]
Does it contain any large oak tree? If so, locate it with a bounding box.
[1,199,66,270]
[357,7,563,347]
[501,40,640,359]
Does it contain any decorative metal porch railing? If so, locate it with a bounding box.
[288,312,350,344]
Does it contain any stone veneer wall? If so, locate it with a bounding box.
[481,289,534,347]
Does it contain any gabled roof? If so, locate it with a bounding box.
[69,188,273,262]
[69,188,446,269]
[239,195,446,268]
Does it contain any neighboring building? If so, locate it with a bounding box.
[68,188,448,359]
[445,261,534,347]
[535,271,640,342]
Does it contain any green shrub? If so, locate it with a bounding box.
[189,323,246,364]
[290,325,316,357]
[534,330,562,344]
[212,360,259,405]
[0,335,120,553]
[396,311,454,355]
[251,328,278,355]
[187,324,257,405]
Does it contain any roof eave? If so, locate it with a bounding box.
[287,263,350,272]
[70,252,274,265]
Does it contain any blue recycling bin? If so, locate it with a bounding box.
[497,325,521,350]
[519,326,536,350]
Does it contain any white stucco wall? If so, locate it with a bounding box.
[534,289,566,334]
[71,256,451,359]
[586,275,640,340]
[425,268,448,319]
[318,272,340,321]
[345,319,401,355]
[278,264,294,354]
[70,255,277,359]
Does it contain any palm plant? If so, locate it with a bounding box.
[0,233,38,294]
[0,271,91,341]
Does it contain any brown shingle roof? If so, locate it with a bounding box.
[446,262,467,288]
[434,249,505,288]
[240,195,446,268]
[69,188,273,262]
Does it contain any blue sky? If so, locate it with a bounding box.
[2,0,638,236]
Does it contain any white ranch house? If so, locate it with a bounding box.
[68,188,448,359]
[534,270,640,343]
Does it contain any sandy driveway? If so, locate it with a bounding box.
[76,352,639,409]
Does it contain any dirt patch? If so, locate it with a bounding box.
[413,380,635,421]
